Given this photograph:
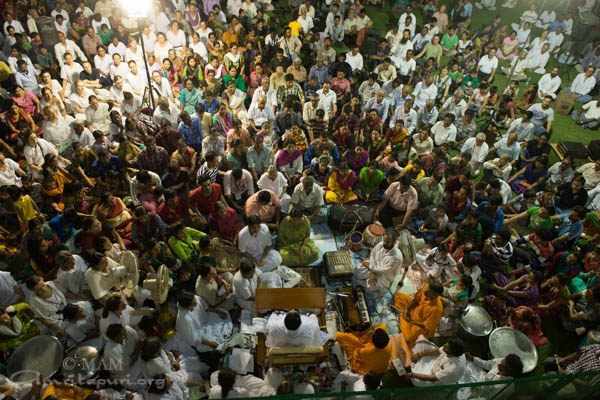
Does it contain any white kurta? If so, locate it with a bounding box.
[62,300,103,349]
[237,224,282,272]
[411,336,466,387]
[84,258,124,301]
[265,312,328,347]
[55,255,88,297]
[355,242,403,293]
[459,357,515,399]
[29,281,67,329]
[103,326,144,389]
[100,304,142,341]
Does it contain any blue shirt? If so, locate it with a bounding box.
[178,116,203,146]
[47,214,75,243]
[475,201,505,235]
[201,98,220,114]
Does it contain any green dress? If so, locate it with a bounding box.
[167,227,206,262]
[277,215,319,266]
[0,303,40,355]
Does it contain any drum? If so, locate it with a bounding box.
[363,223,386,247]
[8,336,64,382]
[489,327,538,373]
[347,232,364,253]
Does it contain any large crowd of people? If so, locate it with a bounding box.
[1,0,600,398]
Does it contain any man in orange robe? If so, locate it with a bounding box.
[336,324,393,375]
[392,282,444,346]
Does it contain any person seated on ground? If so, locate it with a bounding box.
[354,230,403,294]
[479,229,513,278]
[332,370,381,394]
[560,285,600,338]
[375,174,418,230]
[392,282,444,345]
[418,243,458,282]
[460,353,523,398]
[408,337,466,387]
[572,98,600,130]
[167,221,206,270]
[507,305,547,347]
[103,323,145,391]
[554,175,588,216]
[336,324,393,375]
[491,270,544,309]
[195,263,235,312]
[0,303,40,357]
[507,156,548,195]
[265,309,329,347]
[536,272,571,317]
[551,206,586,252]
[208,201,243,245]
[170,291,230,375]
[290,176,325,223]
[277,208,319,266]
[238,214,283,273]
[61,301,103,349]
[504,204,555,237]
[326,162,358,204]
[245,189,281,232]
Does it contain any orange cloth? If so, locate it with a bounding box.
[336,324,393,375]
[393,284,444,345]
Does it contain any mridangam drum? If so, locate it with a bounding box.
[363,223,386,247]
[347,232,364,253]
[489,327,538,373]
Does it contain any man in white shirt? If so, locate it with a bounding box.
[577,160,600,191]
[525,42,551,74]
[547,26,564,53]
[232,261,262,312]
[506,111,535,142]
[103,324,144,390]
[290,177,325,222]
[501,49,529,80]
[86,95,111,134]
[252,77,278,113]
[439,91,467,119]
[332,371,381,396]
[572,99,600,129]
[151,70,174,103]
[459,353,524,399]
[238,215,282,272]
[477,48,499,84]
[265,310,328,347]
[412,76,437,110]
[316,81,338,121]
[3,12,24,35]
[224,168,255,212]
[408,338,467,387]
[394,49,416,84]
[537,66,561,99]
[109,75,134,104]
[390,98,418,132]
[459,132,489,174]
[431,113,457,146]
[390,29,413,61]
[536,10,556,29]
[54,32,87,67]
[248,95,276,136]
[563,66,597,103]
[354,231,403,293]
[109,53,129,80]
[398,5,417,34]
[346,45,364,77]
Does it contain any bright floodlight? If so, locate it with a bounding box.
[120,0,150,19]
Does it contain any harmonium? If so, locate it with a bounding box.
[323,250,354,282]
[331,285,371,332]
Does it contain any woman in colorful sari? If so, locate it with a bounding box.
[0,303,40,357]
[92,191,132,239]
[40,155,73,213]
[11,85,40,116]
[363,129,387,162]
[212,102,236,136]
[208,201,243,244]
[276,139,303,187]
[326,163,358,204]
[344,144,370,173]
[162,55,180,89]
[180,78,202,114]
[278,208,319,266]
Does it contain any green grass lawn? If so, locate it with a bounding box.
[360,1,600,164]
